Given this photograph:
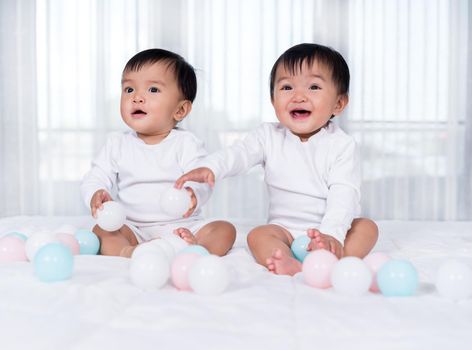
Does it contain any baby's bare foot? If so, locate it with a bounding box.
[266,249,302,276]
[174,227,197,245]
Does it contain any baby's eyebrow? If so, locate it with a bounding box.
[276,74,326,84]
[120,79,166,86]
[147,80,166,86]
[308,74,326,81]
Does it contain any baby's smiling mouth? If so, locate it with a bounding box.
[131,109,147,118]
[290,109,311,119]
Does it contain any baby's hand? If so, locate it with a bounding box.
[90,189,112,218]
[174,167,215,189]
[182,187,197,218]
[307,228,343,259]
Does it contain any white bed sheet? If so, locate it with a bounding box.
[1,216,472,350]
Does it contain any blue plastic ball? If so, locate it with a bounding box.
[377,259,419,297]
[7,232,28,241]
[291,235,311,262]
[179,244,210,256]
[75,229,100,255]
[34,243,74,282]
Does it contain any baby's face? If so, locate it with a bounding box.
[271,60,348,141]
[120,62,185,144]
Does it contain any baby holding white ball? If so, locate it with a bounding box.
[176,43,378,275]
[81,49,236,258]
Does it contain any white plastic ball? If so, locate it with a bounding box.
[331,257,372,296]
[150,239,176,261]
[436,260,472,301]
[159,232,189,253]
[96,201,126,231]
[129,252,170,290]
[132,242,167,259]
[159,187,191,218]
[188,255,230,295]
[25,232,58,261]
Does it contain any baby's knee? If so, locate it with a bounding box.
[365,219,379,238]
[214,220,237,241]
[246,226,268,247]
[354,218,378,233]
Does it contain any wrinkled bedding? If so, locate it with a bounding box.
[1,216,471,350]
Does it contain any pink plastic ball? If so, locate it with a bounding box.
[171,253,201,290]
[54,233,81,255]
[363,252,390,292]
[302,250,338,288]
[0,236,28,262]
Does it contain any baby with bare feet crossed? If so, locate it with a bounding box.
[175,43,378,275]
[81,49,235,258]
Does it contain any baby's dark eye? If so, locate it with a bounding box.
[280,85,292,91]
[124,87,134,93]
[310,84,320,90]
[149,87,159,93]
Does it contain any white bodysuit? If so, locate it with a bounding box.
[81,128,212,242]
[200,122,361,242]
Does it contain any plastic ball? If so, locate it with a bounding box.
[435,260,472,300]
[188,255,230,295]
[291,235,311,262]
[6,232,28,241]
[75,229,100,255]
[25,232,57,261]
[302,250,338,288]
[331,257,372,296]
[159,232,189,253]
[377,259,419,297]
[179,245,210,256]
[149,239,176,261]
[132,242,166,259]
[363,252,390,292]
[34,243,74,282]
[171,253,201,290]
[129,252,170,290]
[96,201,126,231]
[159,187,191,218]
[0,236,28,262]
[54,233,80,255]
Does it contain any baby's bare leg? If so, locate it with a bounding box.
[92,224,138,257]
[247,224,301,276]
[343,218,379,258]
[194,220,236,256]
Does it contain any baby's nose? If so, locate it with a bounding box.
[133,93,144,103]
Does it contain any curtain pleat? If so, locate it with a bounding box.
[0,0,470,221]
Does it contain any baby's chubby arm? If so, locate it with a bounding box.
[175,167,216,189]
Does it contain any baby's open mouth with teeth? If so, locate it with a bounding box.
[290,109,311,119]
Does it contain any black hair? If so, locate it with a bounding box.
[123,48,197,102]
[269,43,350,100]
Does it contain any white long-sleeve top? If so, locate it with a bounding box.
[201,122,361,242]
[81,128,212,227]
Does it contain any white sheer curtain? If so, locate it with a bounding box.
[0,0,470,222]
[0,0,40,216]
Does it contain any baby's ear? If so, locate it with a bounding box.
[333,94,349,116]
[174,100,193,122]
